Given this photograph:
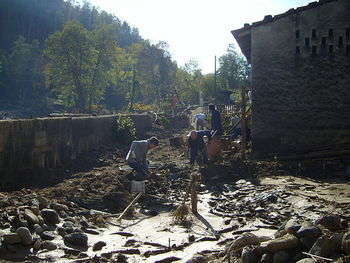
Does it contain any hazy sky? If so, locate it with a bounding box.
[89,0,315,73]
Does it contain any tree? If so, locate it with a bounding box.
[8,36,44,105]
[217,45,249,97]
[45,21,117,112]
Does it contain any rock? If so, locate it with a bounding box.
[315,214,342,231]
[309,234,341,257]
[23,209,39,225]
[16,227,33,246]
[38,196,49,209]
[50,203,68,212]
[116,253,128,263]
[3,233,21,244]
[296,259,316,263]
[342,232,350,254]
[41,240,57,251]
[93,241,106,251]
[296,225,322,239]
[188,235,195,242]
[284,218,301,234]
[261,253,273,263]
[34,224,44,235]
[83,228,99,235]
[33,238,42,250]
[241,246,261,263]
[80,219,91,228]
[273,250,289,263]
[260,234,299,253]
[64,232,88,247]
[40,231,55,241]
[186,255,207,263]
[57,226,67,236]
[40,209,59,225]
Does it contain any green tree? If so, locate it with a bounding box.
[217,45,249,102]
[8,36,44,105]
[45,21,117,112]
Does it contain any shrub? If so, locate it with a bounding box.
[112,116,136,144]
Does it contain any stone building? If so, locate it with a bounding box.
[232,0,350,158]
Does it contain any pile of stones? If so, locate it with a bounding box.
[0,194,99,261]
[215,214,349,263]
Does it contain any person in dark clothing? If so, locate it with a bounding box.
[209,104,223,135]
[187,130,212,165]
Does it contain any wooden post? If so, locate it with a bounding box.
[190,173,198,213]
[241,86,247,160]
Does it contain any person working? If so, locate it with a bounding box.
[193,112,208,130]
[126,137,159,180]
[187,130,212,166]
[209,104,223,135]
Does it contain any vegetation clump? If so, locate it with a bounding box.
[112,116,136,144]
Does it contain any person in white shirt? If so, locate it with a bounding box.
[193,113,208,131]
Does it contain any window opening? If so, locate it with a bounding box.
[312,29,317,38]
[339,36,344,48]
[305,37,310,47]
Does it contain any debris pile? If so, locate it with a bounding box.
[194,214,349,263]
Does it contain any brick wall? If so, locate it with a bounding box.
[249,0,350,157]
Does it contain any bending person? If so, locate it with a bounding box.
[126,137,159,180]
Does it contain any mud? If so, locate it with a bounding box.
[0,120,349,263]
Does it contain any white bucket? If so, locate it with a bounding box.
[131,180,146,193]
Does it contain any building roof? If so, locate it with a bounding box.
[231,0,339,62]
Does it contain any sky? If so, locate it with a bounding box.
[89,0,315,74]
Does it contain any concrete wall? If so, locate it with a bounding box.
[250,0,350,157]
[0,114,152,174]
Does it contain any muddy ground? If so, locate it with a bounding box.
[0,123,349,263]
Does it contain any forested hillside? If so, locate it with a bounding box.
[0,0,249,117]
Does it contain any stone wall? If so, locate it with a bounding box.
[0,114,152,188]
[249,0,350,157]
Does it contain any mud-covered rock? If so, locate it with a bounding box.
[241,246,261,263]
[260,234,299,253]
[40,231,55,241]
[93,241,106,251]
[296,225,322,239]
[16,227,33,245]
[273,250,289,263]
[315,215,342,231]
[309,234,342,257]
[3,233,21,244]
[261,253,273,263]
[41,209,59,225]
[23,209,39,225]
[284,218,301,234]
[41,240,57,251]
[64,232,88,247]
